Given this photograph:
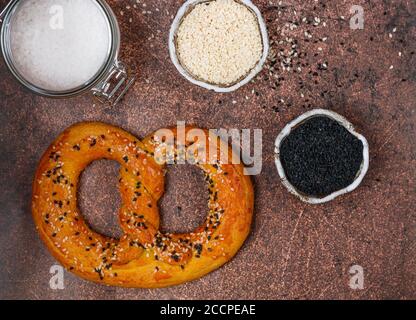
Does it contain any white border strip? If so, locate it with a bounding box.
[168,0,270,93]
[274,109,370,204]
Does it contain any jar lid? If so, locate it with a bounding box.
[2,0,113,94]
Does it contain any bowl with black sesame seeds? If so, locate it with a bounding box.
[274,109,370,204]
[169,0,269,92]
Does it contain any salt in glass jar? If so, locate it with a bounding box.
[0,0,135,105]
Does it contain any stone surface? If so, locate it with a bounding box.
[0,0,415,300]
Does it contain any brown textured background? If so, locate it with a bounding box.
[0,0,415,300]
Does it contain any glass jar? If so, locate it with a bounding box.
[0,0,135,105]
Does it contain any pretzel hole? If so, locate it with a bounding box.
[78,160,124,239]
[159,164,208,234]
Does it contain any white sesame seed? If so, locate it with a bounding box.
[175,0,263,86]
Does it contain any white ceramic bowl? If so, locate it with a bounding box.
[169,0,269,93]
[274,109,370,204]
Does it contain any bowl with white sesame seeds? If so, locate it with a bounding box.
[169,0,269,92]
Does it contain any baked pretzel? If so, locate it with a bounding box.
[32,122,254,288]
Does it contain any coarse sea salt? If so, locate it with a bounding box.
[9,0,111,92]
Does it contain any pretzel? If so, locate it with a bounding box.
[32,122,254,288]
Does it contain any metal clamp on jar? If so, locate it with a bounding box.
[0,0,135,106]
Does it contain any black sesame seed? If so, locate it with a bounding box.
[194,244,203,255]
[171,254,180,262]
[280,116,364,197]
[90,139,97,147]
